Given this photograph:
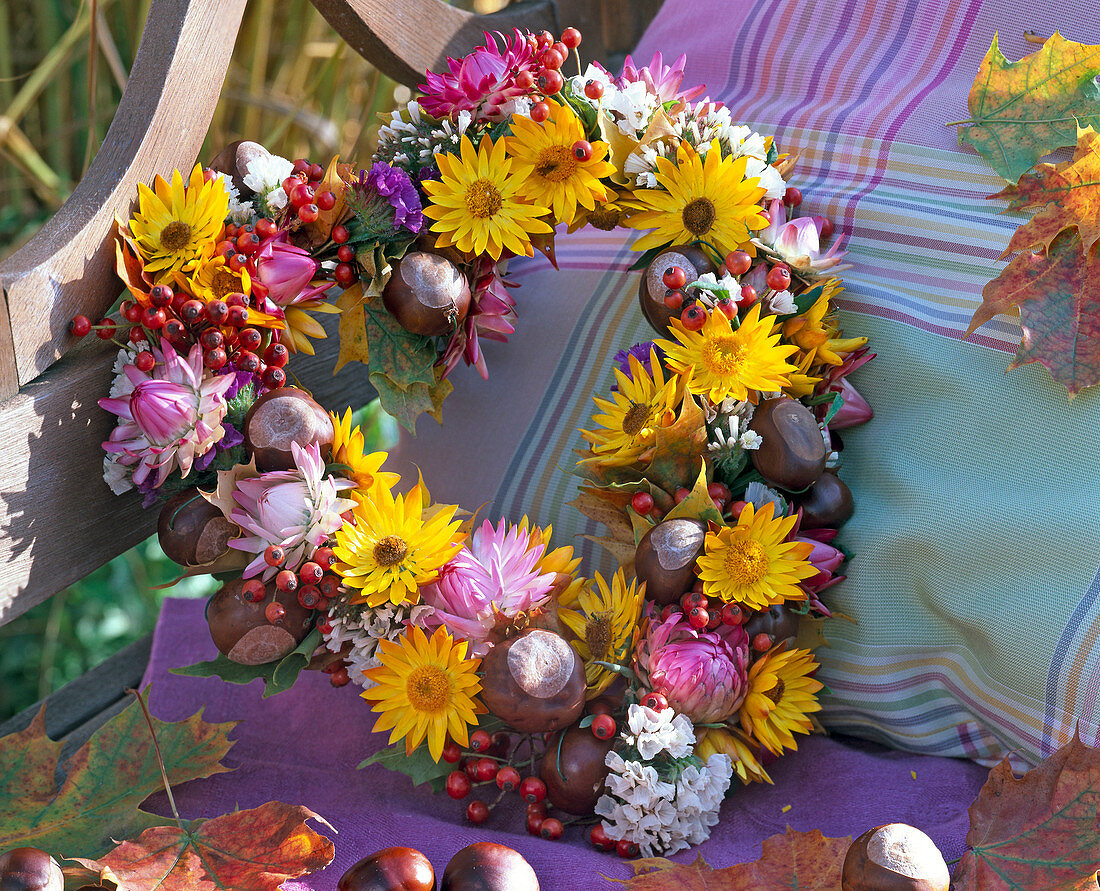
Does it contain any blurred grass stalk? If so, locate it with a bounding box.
[1,0,400,720]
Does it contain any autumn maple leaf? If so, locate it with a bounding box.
[953,732,1100,890]
[993,126,1100,256]
[955,33,1100,182]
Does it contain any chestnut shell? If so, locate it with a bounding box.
[841,825,949,891]
[634,518,706,606]
[208,139,272,196]
[158,488,237,567]
[383,252,471,336]
[479,630,586,733]
[207,579,313,665]
[797,471,854,529]
[242,387,334,472]
[338,847,436,891]
[540,722,615,815]
[0,847,63,891]
[748,398,826,491]
[440,843,539,891]
[744,604,800,648]
[637,245,716,335]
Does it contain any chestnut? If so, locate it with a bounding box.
[208,139,272,196]
[842,824,949,891]
[338,846,435,891]
[383,252,471,336]
[158,488,238,566]
[479,630,586,733]
[207,578,313,665]
[440,843,538,891]
[634,518,706,605]
[242,387,334,471]
[539,721,615,815]
[0,848,63,891]
[796,471,854,529]
[637,246,716,335]
[744,604,800,648]
[747,397,826,491]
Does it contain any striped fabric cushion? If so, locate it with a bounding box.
[394,0,1100,768]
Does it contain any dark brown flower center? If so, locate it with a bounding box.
[373,534,408,567]
[465,179,503,217]
[588,204,623,231]
[534,146,578,183]
[767,678,786,705]
[682,197,716,236]
[622,403,652,437]
[585,612,613,660]
[212,269,241,300]
[160,220,193,252]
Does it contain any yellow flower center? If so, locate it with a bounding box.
[160,220,193,252]
[723,533,769,585]
[212,269,242,300]
[534,145,579,182]
[465,179,503,218]
[621,402,652,437]
[702,333,747,378]
[681,197,716,236]
[373,535,409,567]
[587,203,623,231]
[406,665,451,712]
[584,611,613,660]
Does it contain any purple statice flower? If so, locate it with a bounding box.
[349,161,423,238]
[612,342,664,390]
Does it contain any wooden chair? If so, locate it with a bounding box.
[0,0,662,750]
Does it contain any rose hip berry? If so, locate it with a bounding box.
[466,800,490,824]
[446,770,471,800]
[662,265,687,290]
[496,765,521,792]
[470,729,492,752]
[630,491,655,515]
[591,714,616,740]
[540,817,564,840]
[519,776,547,803]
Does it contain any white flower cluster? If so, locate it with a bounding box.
[217,172,254,225]
[102,341,150,494]
[242,152,294,216]
[595,705,733,857]
[706,399,761,454]
[376,101,476,171]
[322,601,435,688]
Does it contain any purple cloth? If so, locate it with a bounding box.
[141,599,988,888]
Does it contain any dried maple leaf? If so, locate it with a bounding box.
[955,32,1100,182]
[0,694,235,860]
[69,802,335,891]
[612,828,850,889]
[967,230,1100,396]
[953,732,1100,890]
[994,126,1100,255]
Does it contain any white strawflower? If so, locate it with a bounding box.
[623,704,695,760]
[322,602,435,688]
[768,289,797,315]
[739,430,764,450]
[242,153,294,212]
[103,454,133,494]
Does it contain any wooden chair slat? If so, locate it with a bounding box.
[0,0,248,400]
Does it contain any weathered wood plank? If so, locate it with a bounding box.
[0,311,374,626]
[0,0,248,399]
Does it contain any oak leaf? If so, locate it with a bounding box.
[69,802,335,891]
[956,32,1100,182]
[613,828,850,889]
[0,695,235,860]
[967,230,1100,395]
[994,126,1100,255]
[953,732,1100,890]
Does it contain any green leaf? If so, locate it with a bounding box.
[664,464,724,525]
[641,395,708,494]
[358,741,455,793]
[0,690,236,860]
[171,629,321,698]
[956,32,1100,182]
[363,295,438,390]
[578,715,596,729]
[370,369,452,433]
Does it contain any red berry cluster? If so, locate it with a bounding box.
[524,26,582,124]
[630,481,744,523]
[280,158,357,288]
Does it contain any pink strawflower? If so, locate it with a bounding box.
[796,527,846,596]
[419,30,540,122]
[99,339,234,489]
[440,257,517,380]
[759,199,848,274]
[421,518,556,655]
[635,609,750,723]
[230,441,356,580]
[253,235,334,307]
[817,347,875,429]
[617,51,706,103]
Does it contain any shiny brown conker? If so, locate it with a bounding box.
[208,139,272,196]
[841,824,949,891]
[242,386,334,471]
[383,252,471,336]
[207,578,313,665]
[637,245,716,335]
[744,604,800,648]
[0,847,63,891]
[440,842,539,891]
[634,518,706,605]
[539,721,615,815]
[748,397,826,491]
[338,846,436,891]
[479,630,586,733]
[158,488,238,567]
[797,471,854,529]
